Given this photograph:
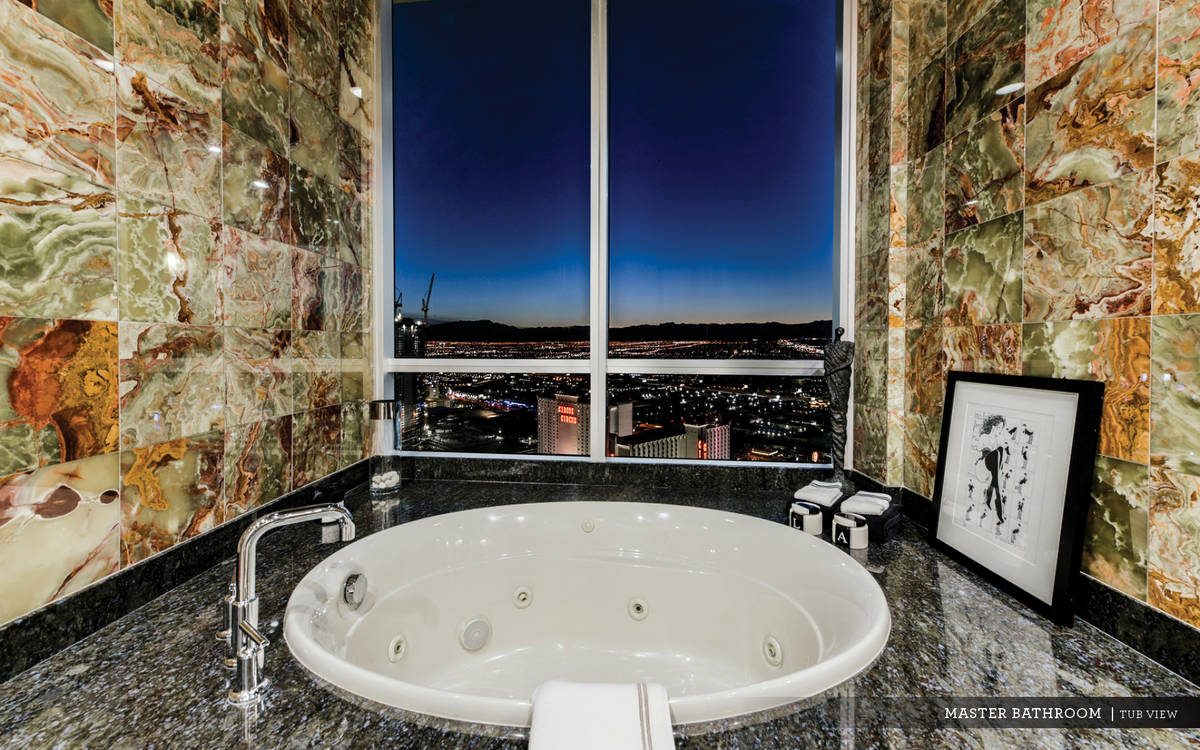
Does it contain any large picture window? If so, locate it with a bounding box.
[385,0,844,465]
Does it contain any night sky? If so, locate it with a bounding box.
[392,0,837,329]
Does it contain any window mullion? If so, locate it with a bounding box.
[589,0,609,463]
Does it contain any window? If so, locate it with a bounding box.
[384,0,845,464]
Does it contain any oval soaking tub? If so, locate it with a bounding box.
[284,502,890,727]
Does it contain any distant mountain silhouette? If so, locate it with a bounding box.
[425,320,833,342]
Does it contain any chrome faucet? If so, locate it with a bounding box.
[219,503,356,704]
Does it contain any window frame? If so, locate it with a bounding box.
[373,0,857,468]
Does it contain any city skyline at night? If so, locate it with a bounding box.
[391,0,838,335]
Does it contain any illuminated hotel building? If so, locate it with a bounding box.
[615,422,729,460]
[537,394,590,455]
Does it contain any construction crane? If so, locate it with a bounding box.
[393,291,403,322]
[421,274,435,327]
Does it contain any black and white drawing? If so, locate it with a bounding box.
[953,412,1039,552]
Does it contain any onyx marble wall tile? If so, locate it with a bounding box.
[336,117,367,205]
[947,0,1001,42]
[1026,0,1155,90]
[1085,455,1149,601]
[220,19,288,155]
[289,81,338,183]
[288,0,335,106]
[335,190,364,266]
[339,263,363,333]
[289,163,339,253]
[853,402,887,481]
[117,197,222,326]
[0,452,119,626]
[118,322,224,449]
[945,98,1024,232]
[1023,170,1153,322]
[339,331,364,402]
[1157,0,1200,165]
[340,400,366,468]
[332,0,371,77]
[291,247,334,331]
[1025,23,1156,206]
[291,329,340,413]
[220,225,291,329]
[905,325,946,418]
[904,411,940,498]
[944,0,1024,139]
[907,53,946,160]
[220,124,290,244]
[222,0,288,70]
[906,0,945,72]
[907,144,944,246]
[222,414,291,521]
[293,404,340,488]
[337,32,372,137]
[1151,314,1200,477]
[942,212,1023,326]
[0,1,115,187]
[116,67,220,219]
[856,249,889,331]
[0,318,118,475]
[905,237,943,328]
[1023,317,1150,463]
[1148,465,1200,629]
[942,324,1021,374]
[1154,154,1200,315]
[17,0,114,53]
[0,157,117,321]
[119,429,222,565]
[224,326,290,427]
[854,326,887,409]
[115,0,220,109]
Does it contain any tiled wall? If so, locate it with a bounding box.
[854,0,1200,632]
[0,0,375,626]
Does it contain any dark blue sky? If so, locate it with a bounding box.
[392,0,837,328]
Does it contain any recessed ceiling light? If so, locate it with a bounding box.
[251,179,270,190]
[92,59,115,73]
[995,82,1024,96]
[350,86,363,99]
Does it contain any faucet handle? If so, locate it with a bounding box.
[217,580,235,644]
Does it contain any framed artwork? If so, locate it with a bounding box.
[930,372,1104,625]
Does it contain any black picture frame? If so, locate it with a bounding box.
[929,371,1104,626]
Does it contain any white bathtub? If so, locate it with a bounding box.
[283,501,890,727]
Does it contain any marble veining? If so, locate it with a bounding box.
[1026,0,1155,90]
[220,124,291,244]
[115,0,220,110]
[1151,314,1200,477]
[1148,465,1200,630]
[224,326,291,427]
[292,404,340,487]
[1156,0,1200,165]
[2,480,1199,747]
[907,54,945,160]
[941,324,1021,375]
[1154,154,1200,315]
[221,18,288,155]
[17,0,114,54]
[904,325,945,418]
[944,0,1024,139]
[224,414,292,521]
[942,212,1023,326]
[1023,170,1153,322]
[944,98,1024,232]
[1085,455,1150,601]
[220,224,292,329]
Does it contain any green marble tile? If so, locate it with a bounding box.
[904,412,940,499]
[119,322,224,449]
[293,404,340,487]
[337,41,372,137]
[0,2,115,187]
[120,429,223,565]
[1148,465,1200,629]
[224,327,291,427]
[907,144,945,246]
[117,197,222,326]
[18,0,113,54]
[907,0,945,73]
[291,329,340,412]
[221,225,292,329]
[947,0,1001,42]
[116,66,220,220]
[291,247,336,331]
[116,0,220,109]
[0,317,118,475]
[943,213,1023,326]
[906,237,943,328]
[338,262,363,333]
[907,53,946,160]
[1084,455,1148,601]
[336,117,368,205]
[945,98,1024,233]
[223,415,292,520]
[340,331,364,403]
[1024,317,1150,463]
[942,324,1022,375]
[1158,0,1200,164]
[221,19,288,155]
[222,0,288,70]
[220,124,290,244]
[1026,23,1156,206]
[289,81,338,184]
[289,163,339,254]
[945,0,1024,139]
[1154,154,1200,315]
[335,190,364,266]
[1026,0,1154,90]
[0,452,120,626]
[856,249,888,331]
[340,400,366,468]
[332,0,371,74]
[905,325,945,418]
[853,326,887,410]
[289,0,336,106]
[853,402,887,482]
[1151,314,1200,477]
[1023,169,1153,322]
[0,156,117,321]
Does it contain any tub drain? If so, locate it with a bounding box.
[763,636,783,668]
[628,598,648,621]
[513,587,533,609]
[388,635,407,662]
[460,617,492,652]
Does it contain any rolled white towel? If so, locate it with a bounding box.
[793,482,843,507]
[840,492,891,515]
[529,680,674,750]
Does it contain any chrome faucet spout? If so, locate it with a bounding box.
[223,503,355,704]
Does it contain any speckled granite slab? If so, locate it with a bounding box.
[0,479,1197,748]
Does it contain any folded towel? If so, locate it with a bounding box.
[854,490,892,503]
[530,680,674,750]
[793,482,843,507]
[809,480,843,489]
[840,492,891,515]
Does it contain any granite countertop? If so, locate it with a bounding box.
[0,479,1197,749]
